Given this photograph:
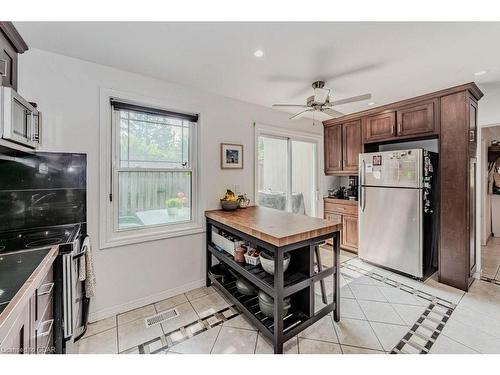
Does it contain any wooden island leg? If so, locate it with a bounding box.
[273,248,284,354]
[333,232,340,322]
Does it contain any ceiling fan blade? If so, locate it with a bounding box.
[290,109,312,120]
[322,108,344,118]
[272,104,309,108]
[331,93,372,106]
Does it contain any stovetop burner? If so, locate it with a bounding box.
[25,238,63,248]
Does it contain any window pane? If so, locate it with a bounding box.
[256,136,289,212]
[117,171,191,230]
[119,109,191,168]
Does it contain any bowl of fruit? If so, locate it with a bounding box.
[220,189,240,210]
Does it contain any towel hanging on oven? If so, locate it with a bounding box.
[78,236,96,298]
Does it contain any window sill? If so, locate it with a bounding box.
[100,223,205,249]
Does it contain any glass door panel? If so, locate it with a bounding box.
[257,136,289,212]
[291,140,317,216]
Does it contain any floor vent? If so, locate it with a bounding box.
[144,309,179,328]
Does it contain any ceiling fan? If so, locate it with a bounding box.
[272,81,372,120]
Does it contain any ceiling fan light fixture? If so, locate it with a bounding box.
[314,87,330,104]
[253,49,264,58]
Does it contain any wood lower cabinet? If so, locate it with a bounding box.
[0,264,55,354]
[341,215,358,252]
[396,99,438,137]
[324,198,358,253]
[363,112,396,143]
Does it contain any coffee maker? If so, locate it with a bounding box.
[346,176,358,200]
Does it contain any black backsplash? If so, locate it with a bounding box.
[0,152,86,232]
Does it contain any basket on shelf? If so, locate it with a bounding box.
[244,253,261,266]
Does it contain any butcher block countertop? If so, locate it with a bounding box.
[205,206,342,247]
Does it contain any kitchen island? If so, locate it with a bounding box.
[205,206,342,354]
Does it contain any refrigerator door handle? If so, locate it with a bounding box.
[360,159,365,212]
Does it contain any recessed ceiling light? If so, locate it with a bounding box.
[254,49,264,58]
[367,101,376,106]
[474,70,488,76]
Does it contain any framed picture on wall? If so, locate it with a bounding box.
[221,143,243,169]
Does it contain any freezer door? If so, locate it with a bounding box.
[359,149,422,188]
[359,186,423,278]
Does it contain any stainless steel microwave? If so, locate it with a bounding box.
[0,86,41,148]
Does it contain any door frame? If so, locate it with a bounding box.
[254,123,324,217]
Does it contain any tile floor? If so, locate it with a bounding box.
[75,249,500,354]
[481,236,500,281]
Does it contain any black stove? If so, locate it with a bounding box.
[0,224,81,315]
[0,224,79,255]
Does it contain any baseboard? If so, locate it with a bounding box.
[88,278,205,323]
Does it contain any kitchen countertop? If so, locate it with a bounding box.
[205,206,341,247]
[0,245,59,339]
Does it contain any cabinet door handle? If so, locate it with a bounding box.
[37,282,54,296]
[392,123,396,135]
[398,123,402,133]
[37,319,54,338]
[469,130,475,142]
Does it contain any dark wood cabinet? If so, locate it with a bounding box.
[324,198,358,253]
[323,82,483,291]
[396,99,438,137]
[341,215,358,252]
[363,112,396,143]
[0,260,55,354]
[342,120,362,172]
[324,124,343,174]
[0,22,28,91]
[324,120,361,175]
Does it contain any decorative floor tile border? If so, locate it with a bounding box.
[121,258,458,355]
[479,275,500,286]
[339,262,456,354]
[120,306,240,354]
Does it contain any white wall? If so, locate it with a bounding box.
[18,48,323,321]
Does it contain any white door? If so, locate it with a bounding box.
[256,134,319,217]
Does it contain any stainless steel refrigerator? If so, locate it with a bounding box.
[358,149,438,279]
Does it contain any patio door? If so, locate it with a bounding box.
[256,130,319,217]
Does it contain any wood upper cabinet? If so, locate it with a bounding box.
[324,120,361,175]
[396,99,437,137]
[324,124,343,174]
[342,120,362,172]
[341,215,358,252]
[0,23,28,91]
[363,112,396,143]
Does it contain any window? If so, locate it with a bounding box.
[100,92,201,248]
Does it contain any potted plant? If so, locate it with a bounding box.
[166,192,188,217]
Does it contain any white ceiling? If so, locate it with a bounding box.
[14,22,500,123]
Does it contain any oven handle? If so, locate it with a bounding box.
[72,247,87,260]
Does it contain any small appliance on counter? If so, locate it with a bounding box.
[346,176,358,201]
[328,186,346,199]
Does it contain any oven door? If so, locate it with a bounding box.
[1,87,38,148]
[63,236,90,352]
